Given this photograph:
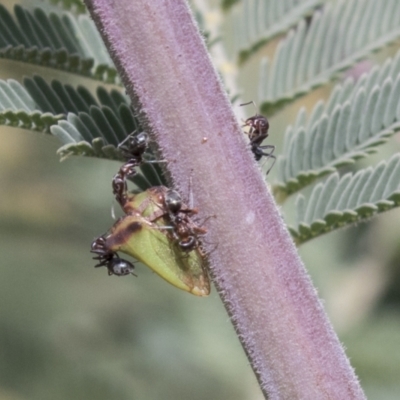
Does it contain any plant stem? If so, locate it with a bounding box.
[84,0,366,398]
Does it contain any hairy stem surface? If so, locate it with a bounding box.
[84,0,366,398]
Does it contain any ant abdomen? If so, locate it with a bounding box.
[179,236,197,251]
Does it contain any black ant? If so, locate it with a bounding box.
[91,235,136,277]
[162,189,207,252]
[241,101,276,174]
[112,131,149,207]
[148,186,207,254]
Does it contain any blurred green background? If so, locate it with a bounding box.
[1,1,400,399]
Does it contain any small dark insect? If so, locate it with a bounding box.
[152,188,207,253]
[91,236,136,277]
[113,132,149,207]
[118,131,149,160]
[165,189,205,252]
[241,101,276,174]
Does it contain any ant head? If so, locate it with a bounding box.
[135,132,148,145]
[165,189,182,213]
[240,101,269,134]
[119,131,148,157]
[247,115,269,131]
[129,132,148,156]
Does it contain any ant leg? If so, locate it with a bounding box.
[194,214,216,230]
[142,155,168,165]
[147,208,167,223]
[256,145,276,174]
[259,144,275,153]
[265,155,276,175]
[189,216,208,235]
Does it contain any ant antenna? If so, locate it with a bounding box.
[111,200,117,221]
[240,101,258,115]
[188,172,194,210]
[118,130,138,148]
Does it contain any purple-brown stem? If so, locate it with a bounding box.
[84,0,366,398]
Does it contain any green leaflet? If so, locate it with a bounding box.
[0,5,117,83]
[228,0,325,64]
[0,76,164,189]
[273,51,400,199]
[289,153,400,244]
[0,78,64,133]
[46,0,87,14]
[258,0,400,116]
